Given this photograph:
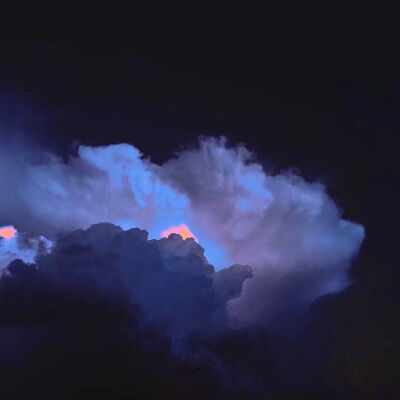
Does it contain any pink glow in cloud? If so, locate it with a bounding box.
[161,224,198,242]
[0,226,16,240]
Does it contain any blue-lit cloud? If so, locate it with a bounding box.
[0,225,52,269]
[0,137,364,326]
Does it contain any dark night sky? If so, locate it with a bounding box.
[0,44,399,399]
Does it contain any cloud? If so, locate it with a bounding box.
[0,136,364,327]
[0,136,368,399]
[0,225,52,269]
[34,223,251,344]
[156,137,365,325]
[0,258,222,399]
[0,223,253,398]
[20,144,190,238]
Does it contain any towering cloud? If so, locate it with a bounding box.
[159,138,365,325]
[0,135,368,399]
[0,137,364,327]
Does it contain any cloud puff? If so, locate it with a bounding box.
[34,223,251,344]
[0,137,364,326]
[159,138,365,325]
[0,225,52,269]
[19,144,189,238]
[0,256,225,399]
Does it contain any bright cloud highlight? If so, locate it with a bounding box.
[0,226,16,240]
[161,223,198,242]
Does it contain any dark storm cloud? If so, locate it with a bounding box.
[0,260,220,399]
[27,223,251,343]
[0,223,254,398]
[0,224,366,400]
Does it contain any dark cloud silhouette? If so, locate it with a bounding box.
[0,227,397,399]
[0,259,221,399]
[0,224,255,398]
[34,223,252,343]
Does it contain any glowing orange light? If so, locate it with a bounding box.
[161,224,198,242]
[0,226,16,240]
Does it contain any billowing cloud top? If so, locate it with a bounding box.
[0,137,364,327]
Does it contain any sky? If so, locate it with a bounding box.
[0,44,399,399]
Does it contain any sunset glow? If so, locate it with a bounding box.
[0,226,16,240]
[161,224,198,242]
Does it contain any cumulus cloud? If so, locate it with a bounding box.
[34,223,251,344]
[0,135,368,399]
[0,136,364,326]
[159,138,365,325]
